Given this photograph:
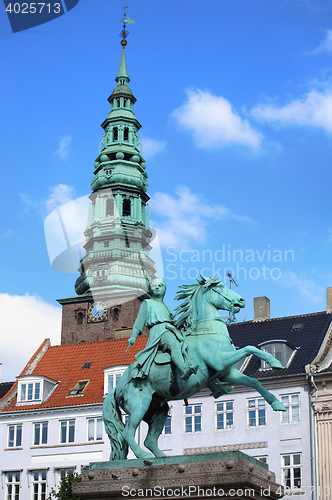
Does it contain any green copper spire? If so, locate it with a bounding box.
[74,18,156,302]
[116,46,130,85]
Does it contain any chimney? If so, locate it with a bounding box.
[253,296,270,322]
[327,287,332,314]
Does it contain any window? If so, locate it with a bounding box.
[122,199,131,217]
[247,398,266,427]
[235,355,251,373]
[106,198,114,217]
[103,366,126,394]
[33,422,48,446]
[76,312,84,325]
[17,377,57,404]
[254,455,268,464]
[87,418,103,441]
[7,424,22,448]
[56,468,75,485]
[215,401,234,430]
[31,471,47,500]
[259,341,296,369]
[162,408,172,435]
[69,380,89,396]
[20,382,41,402]
[281,454,302,490]
[280,394,300,424]
[60,420,75,444]
[113,127,118,141]
[5,472,20,500]
[108,373,122,393]
[184,404,202,433]
[124,127,129,142]
[112,307,119,321]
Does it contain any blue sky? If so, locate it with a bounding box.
[1,0,332,381]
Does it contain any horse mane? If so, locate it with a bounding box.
[174,275,222,330]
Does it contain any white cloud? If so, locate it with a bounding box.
[141,137,166,159]
[45,184,76,214]
[0,229,15,239]
[0,293,61,382]
[20,192,40,212]
[150,187,254,249]
[278,271,325,304]
[55,135,71,160]
[44,186,90,273]
[251,88,332,134]
[312,30,332,54]
[172,89,263,150]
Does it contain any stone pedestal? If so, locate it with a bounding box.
[73,451,284,500]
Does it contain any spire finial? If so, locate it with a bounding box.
[119,4,135,47]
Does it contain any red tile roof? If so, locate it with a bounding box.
[1,335,148,412]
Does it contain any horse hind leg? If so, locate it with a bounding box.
[121,384,155,459]
[223,369,287,412]
[143,402,169,458]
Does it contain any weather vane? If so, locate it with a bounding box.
[119,4,135,46]
[226,270,238,289]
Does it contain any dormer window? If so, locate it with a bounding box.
[259,340,297,370]
[17,376,57,405]
[103,366,127,395]
[21,382,40,402]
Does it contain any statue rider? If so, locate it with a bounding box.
[128,278,199,380]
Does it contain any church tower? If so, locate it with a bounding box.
[58,19,156,345]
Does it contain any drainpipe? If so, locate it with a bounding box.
[307,372,318,500]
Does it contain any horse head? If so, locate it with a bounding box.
[175,275,245,329]
[200,275,245,316]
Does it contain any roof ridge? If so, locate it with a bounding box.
[48,336,134,350]
[232,310,329,325]
[18,338,50,377]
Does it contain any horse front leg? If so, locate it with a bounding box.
[223,368,286,411]
[216,345,283,372]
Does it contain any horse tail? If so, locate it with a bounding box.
[103,388,128,460]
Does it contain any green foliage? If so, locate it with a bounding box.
[47,472,82,500]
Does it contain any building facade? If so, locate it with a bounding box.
[1,291,332,499]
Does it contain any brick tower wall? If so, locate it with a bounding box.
[60,297,144,345]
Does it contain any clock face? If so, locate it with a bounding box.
[88,302,108,323]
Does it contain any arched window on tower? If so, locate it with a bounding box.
[117,98,120,108]
[113,127,118,142]
[122,199,131,217]
[106,199,114,217]
[124,128,129,142]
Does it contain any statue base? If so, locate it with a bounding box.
[73,451,283,500]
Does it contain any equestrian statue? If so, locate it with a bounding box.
[103,276,286,460]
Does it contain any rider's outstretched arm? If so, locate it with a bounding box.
[128,301,148,345]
